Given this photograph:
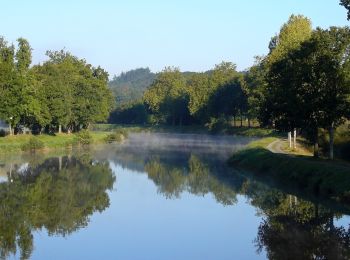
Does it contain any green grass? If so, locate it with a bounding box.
[229,138,350,203]
[0,131,110,153]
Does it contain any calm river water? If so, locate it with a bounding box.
[0,133,349,260]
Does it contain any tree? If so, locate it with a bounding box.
[207,74,247,126]
[340,0,350,20]
[188,73,211,123]
[188,61,240,124]
[33,50,114,132]
[244,56,267,127]
[301,27,350,159]
[15,38,32,74]
[0,37,24,135]
[109,67,156,105]
[143,67,190,125]
[264,26,350,159]
[262,14,313,148]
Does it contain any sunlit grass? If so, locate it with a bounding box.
[0,131,111,153]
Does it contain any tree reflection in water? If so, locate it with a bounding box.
[112,147,350,259]
[0,156,115,259]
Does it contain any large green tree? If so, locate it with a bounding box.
[143,67,190,125]
[261,14,313,141]
[300,27,350,159]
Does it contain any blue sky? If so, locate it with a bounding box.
[1,0,348,77]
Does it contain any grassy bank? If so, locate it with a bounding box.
[0,132,110,153]
[229,138,350,203]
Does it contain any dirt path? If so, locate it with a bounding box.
[266,138,313,156]
[266,139,288,154]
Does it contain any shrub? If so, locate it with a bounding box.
[21,136,45,152]
[74,130,93,145]
[104,129,129,143]
[205,117,229,134]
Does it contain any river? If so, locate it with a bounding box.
[0,133,349,259]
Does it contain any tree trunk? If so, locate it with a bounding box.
[288,132,292,148]
[293,128,297,150]
[233,116,236,127]
[58,156,62,171]
[240,113,243,127]
[314,128,319,158]
[329,125,334,160]
[8,124,12,136]
[58,124,62,134]
[248,117,251,128]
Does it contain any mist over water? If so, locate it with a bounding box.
[117,132,256,159]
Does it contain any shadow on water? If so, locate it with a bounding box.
[0,132,349,259]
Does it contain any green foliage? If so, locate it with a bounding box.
[21,136,44,151]
[74,130,92,145]
[263,25,350,158]
[188,62,243,123]
[267,15,312,65]
[0,36,114,135]
[144,67,191,125]
[340,0,350,20]
[205,117,230,134]
[109,68,156,105]
[104,129,128,143]
[108,100,148,124]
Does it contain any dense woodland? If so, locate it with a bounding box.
[0,39,114,135]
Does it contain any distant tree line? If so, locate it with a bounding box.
[0,37,114,135]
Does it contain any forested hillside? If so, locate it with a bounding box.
[109,68,156,105]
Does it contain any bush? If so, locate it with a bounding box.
[104,129,129,143]
[74,130,93,145]
[205,117,229,134]
[21,136,45,151]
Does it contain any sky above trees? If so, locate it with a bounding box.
[1,0,348,76]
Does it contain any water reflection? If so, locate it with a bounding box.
[106,140,350,259]
[0,155,115,259]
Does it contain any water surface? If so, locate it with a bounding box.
[0,133,349,259]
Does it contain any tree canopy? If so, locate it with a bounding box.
[0,38,114,134]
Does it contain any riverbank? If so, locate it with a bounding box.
[0,132,110,153]
[91,124,278,137]
[229,138,350,203]
[0,125,273,154]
